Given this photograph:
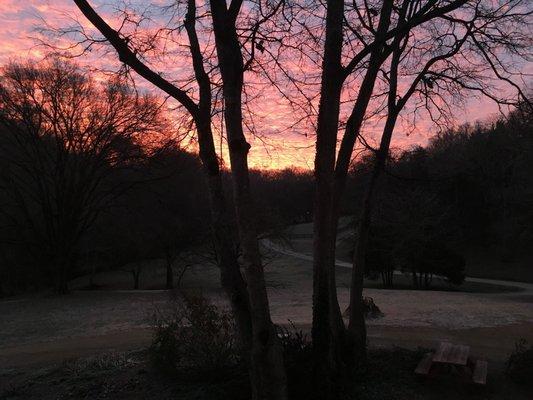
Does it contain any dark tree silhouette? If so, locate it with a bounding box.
[70,0,255,376]
[0,59,166,293]
[308,1,531,395]
[69,1,288,397]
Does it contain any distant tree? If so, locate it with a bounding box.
[363,225,395,288]
[250,168,314,230]
[0,58,166,293]
[113,226,150,290]
[140,145,206,289]
[354,101,532,291]
[93,145,208,290]
[407,101,533,261]
[148,205,198,290]
[400,241,466,289]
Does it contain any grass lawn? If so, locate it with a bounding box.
[1,347,530,400]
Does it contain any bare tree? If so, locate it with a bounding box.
[0,58,166,293]
[346,0,531,362]
[41,0,530,397]
[308,0,531,394]
[68,1,287,398]
[70,0,254,363]
[209,2,288,399]
[152,209,195,290]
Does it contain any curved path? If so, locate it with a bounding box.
[261,229,533,362]
[1,224,532,370]
[261,237,533,295]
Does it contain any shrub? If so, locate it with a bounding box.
[506,339,533,387]
[276,321,313,399]
[342,297,385,320]
[277,320,312,365]
[363,296,384,319]
[403,242,465,289]
[149,292,239,378]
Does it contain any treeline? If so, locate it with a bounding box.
[1,59,531,297]
[0,60,313,296]
[348,103,533,288]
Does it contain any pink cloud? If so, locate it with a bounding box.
[0,2,528,170]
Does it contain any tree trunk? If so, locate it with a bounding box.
[424,273,432,289]
[165,259,174,290]
[89,255,96,289]
[384,270,393,288]
[312,183,344,397]
[187,0,253,354]
[209,169,254,353]
[132,267,140,290]
[347,207,371,364]
[209,3,287,399]
[311,1,346,397]
[57,263,69,294]
[55,251,70,294]
[319,2,394,372]
[346,165,381,363]
[347,109,398,361]
[196,119,253,354]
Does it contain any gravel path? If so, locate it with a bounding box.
[261,222,533,331]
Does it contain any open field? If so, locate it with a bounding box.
[2,347,532,400]
[1,222,532,399]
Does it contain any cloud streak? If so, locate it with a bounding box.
[0,1,515,169]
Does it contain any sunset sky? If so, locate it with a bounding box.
[0,0,525,170]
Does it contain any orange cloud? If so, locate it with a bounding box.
[0,1,518,170]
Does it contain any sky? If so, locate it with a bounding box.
[0,0,526,170]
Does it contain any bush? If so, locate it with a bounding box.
[363,296,384,319]
[276,321,313,399]
[277,320,312,367]
[342,297,385,320]
[506,339,533,387]
[150,292,239,378]
[403,242,466,289]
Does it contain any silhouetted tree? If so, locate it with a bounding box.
[307,2,531,384]
[0,59,166,293]
[69,2,258,384]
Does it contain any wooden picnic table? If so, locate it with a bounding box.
[415,341,487,385]
[432,341,470,365]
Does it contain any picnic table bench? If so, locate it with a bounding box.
[415,341,487,385]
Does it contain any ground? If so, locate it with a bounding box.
[1,348,531,400]
[1,221,532,398]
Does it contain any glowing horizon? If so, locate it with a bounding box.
[0,0,521,170]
